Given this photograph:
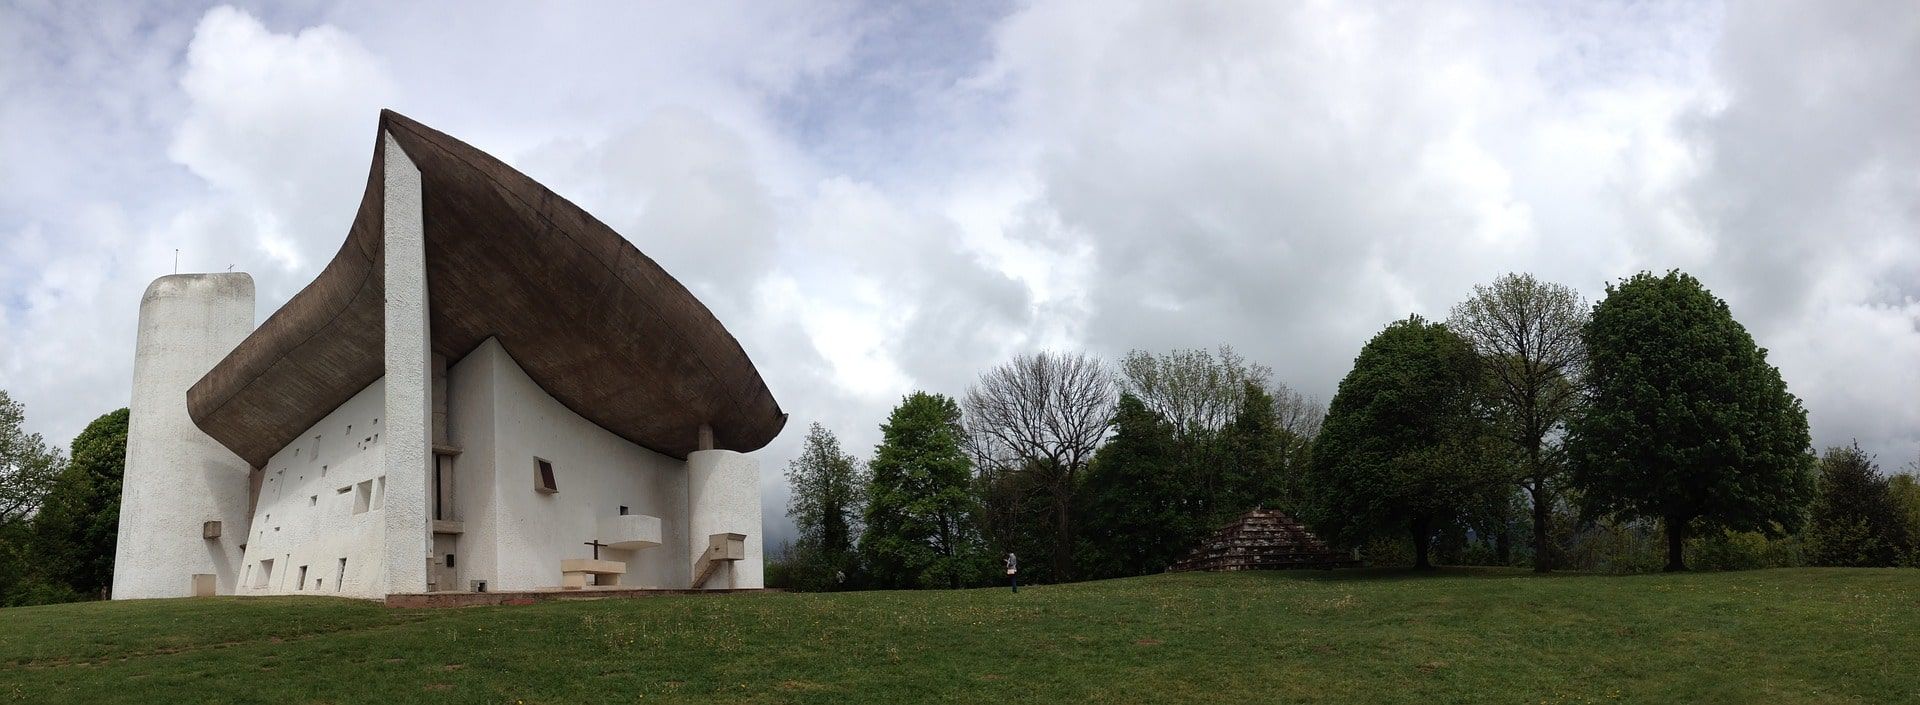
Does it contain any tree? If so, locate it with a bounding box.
[1219,382,1292,514]
[0,390,66,605]
[1806,443,1910,567]
[782,423,866,590]
[1891,469,1920,566]
[1116,345,1320,526]
[1118,345,1270,438]
[1568,271,1815,572]
[0,390,63,526]
[859,392,985,589]
[1448,273,1587,572]
[31,408,129,599]
[1303,316,1508,570]
[1075,394,1191,578]
[963,352,1114,581]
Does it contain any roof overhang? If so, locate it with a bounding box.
[186,110,786,467]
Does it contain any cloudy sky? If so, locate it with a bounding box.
[3,0,1916,543]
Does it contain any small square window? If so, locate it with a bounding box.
[534,458,558,494]
[309,495,317,506]
[619,505,630,516]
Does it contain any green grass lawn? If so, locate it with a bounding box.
[2,568,1915,704]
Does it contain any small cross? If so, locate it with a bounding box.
[584,540,608,560]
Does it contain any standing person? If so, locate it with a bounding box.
[1005,553,1019,593]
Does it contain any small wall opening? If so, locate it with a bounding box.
[335,558,347,591]
[534,458,558,494]
[295,565,308,590]
[354,480,373,514]
[433,455,456,521]
[256,559,274,589]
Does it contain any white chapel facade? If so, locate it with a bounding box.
[111,111,785,600]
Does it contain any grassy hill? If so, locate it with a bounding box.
[2,568,1916,703]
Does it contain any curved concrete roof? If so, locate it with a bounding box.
[187,110,786,467]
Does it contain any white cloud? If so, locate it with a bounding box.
[168,5,397,278]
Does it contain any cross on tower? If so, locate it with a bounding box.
[584,540,608,560]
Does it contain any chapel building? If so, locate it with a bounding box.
[111,110,785,600]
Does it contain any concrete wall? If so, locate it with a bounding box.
[444,341,499,590]
[113,273,256,599]
[688,449,764,589]
[381,130,432,595]
[235,379,389,598]
[449,339,691,591]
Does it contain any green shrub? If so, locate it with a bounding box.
[1687,530,1804,571]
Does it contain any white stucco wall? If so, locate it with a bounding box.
[449,339,691,591]
[688,449,764,589]
[381,131,432,595]
[113,273,256,599]
[235,379,389,598]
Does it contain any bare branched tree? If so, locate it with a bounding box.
[1448,272,1587,572]
[964,351,1116,579]
[1271,381,1324,441]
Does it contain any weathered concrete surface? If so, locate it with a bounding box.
[459,338,691,591]
[686,449,763,589]
[186,110,787,467]
[235,378,389,598]
[114,273,255,599]
[381,131,432,596]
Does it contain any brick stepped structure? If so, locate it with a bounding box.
[1170,509,1358,572]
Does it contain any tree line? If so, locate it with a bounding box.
[0,391,126,606]
[0,269,1914,605]
[777,270,1920,590]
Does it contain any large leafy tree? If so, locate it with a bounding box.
[1,390,66,605]
[31,408,129,599]
[1218,382,1294,515]
[783,422,866,590]
[1568,271,1814,572]
[859,392,985,589]
[0,390,63,526]
[1116,346,1321,527]
[1448,272,1587,572]
[1304,316,1507,569]
[1806,443,1910,567]
[1074,394,1191,578]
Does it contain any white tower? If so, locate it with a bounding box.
[112,273,256,599]
[686,449,764,589]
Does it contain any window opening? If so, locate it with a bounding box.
[534,458,558,494]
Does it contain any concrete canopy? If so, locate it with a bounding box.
[187,110,786,467]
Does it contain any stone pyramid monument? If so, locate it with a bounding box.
[1170,508,1358,572]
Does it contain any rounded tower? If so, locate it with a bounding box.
[112,273,255,599]
[686,449,764,589]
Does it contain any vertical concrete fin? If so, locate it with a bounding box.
[113,273,256,599]
[382,130,432,594]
